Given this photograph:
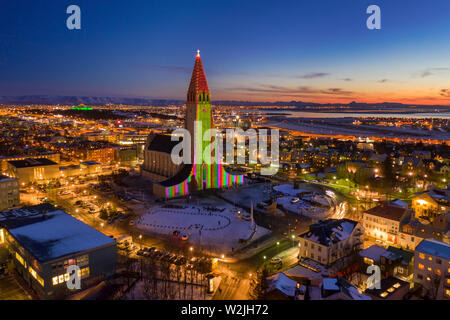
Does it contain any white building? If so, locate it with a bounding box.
[298,219,364,267]
[0,175,20,211]
[363,203,410,245]
[413,239,450,300]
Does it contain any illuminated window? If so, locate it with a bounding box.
[15,252,26,267]
[419,253,425,259]
[81,267,90,277]
[393,283,401,289]
[28,267,44,287]
[435,269,441,276]
[52,276,58,286]
[427,267,432,272]
[380,292,388,298]
[418,263,425,270]
[59,275,64,284]
[428,256,432,262]
[64,273,70,281]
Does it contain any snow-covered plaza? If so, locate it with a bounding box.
[135,196,271,255]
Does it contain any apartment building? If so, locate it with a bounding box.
[363,203,410,245]
[413,239,450,300]
[298,219,364,267]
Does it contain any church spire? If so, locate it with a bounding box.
[187,50,209,102]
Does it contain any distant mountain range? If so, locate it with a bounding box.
[0,95,449,111]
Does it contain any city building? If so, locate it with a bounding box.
[265,273,371,300]
[0,204,117,299]
[6,158,60,184]
[399,212,450,250]
[298,219,364,267]
[412,189,450,222]
[363,203,411,244]
[141,52,244,198]
[0,175,20,211]
[360,245,414,280]
[0,153,60,175]
[413,239,450,300]
[364,276,410,300]
[308,277,371,300]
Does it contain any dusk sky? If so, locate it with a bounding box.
[1,0,450,105]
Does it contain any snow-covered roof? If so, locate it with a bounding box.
[323,278,339,291]
[300,219,359,246]
[416,239,450,261]
[267,272,298,297]
[359,245,387,263]
[321,277,371,300]
[1,204,115,262]
[388,199,408,209]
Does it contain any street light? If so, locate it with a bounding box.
[139,234,143,249]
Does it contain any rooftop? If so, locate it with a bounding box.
[364,276,409,299]
[364,203,409,222]
[146,133,181,154]
[0,174,16,182]
[7,158,58,168]
[0,204,115,263]
[415,239,450,261]
[359,245,387,263]
[299,219,360,246]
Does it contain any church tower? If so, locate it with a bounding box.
[185,50,214,189]
[185,50,213,165]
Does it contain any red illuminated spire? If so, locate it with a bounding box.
[188,50,209,99]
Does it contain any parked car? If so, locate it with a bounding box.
[185,263,194,270]
[270,257,282,265]
[168,254,178,263]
